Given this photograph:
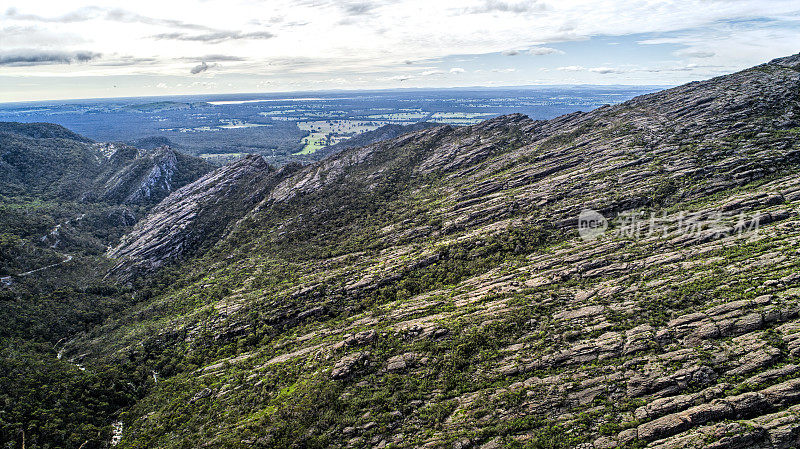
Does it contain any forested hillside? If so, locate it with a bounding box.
[0,125,213,448]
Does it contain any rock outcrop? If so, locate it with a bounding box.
[85,144,214,205]
[108,155,298,279]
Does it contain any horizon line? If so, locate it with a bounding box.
[0,83,675,105]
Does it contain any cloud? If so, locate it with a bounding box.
[94,56,158,67]
[4,7,93,23]
[5,6,211,31]
[588,67,625,74]
[152,31,275,43]
[501,50,520,56]
[343,2,376,15]
[180,55,248,62]
[385,75,410,82]
[468,0,548,14]
[190,81,217,88]
[190,62,210,74]
[557,65,626,74]
[189,61,222,74]
[642,64,720,73]
[528,46,563,55]
[491,68,516,72]
[0,50,101,66]
[421,69,444,75]
[449,67,465,73]
[103,8,212,30]
[0,25,85,47]
[5,0,800,98]
[674,49,716,58]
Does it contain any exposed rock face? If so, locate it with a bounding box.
[86,145,214,205]
[331,351,370,379]
[72,54,800,448]
[108,155,297,278]
[106,146,178,204]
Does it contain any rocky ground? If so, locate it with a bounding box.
[62,53,800,448]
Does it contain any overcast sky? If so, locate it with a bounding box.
[1,0,799,101]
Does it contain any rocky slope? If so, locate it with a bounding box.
[86,144,214,205]
[62,53,800,449]
[109,155,299,279]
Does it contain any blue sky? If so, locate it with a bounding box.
[1,0,799,101]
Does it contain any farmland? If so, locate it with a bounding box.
[0,85,664,165]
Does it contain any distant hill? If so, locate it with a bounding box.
[0,122,215,274]
[0,123,214,204]
[0,121,92,142]
[121,101,200,112]
[0,130,105,199]
[87,144,215,205]
[126,136,180,150]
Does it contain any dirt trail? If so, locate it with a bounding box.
[17,253,73,277]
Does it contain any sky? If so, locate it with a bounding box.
[1,0,799,102]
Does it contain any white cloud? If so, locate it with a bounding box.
[449,67,465,73]
[558,65,627,74]
[466,0,548,14]
[588,67,625,74]
[674,49,715,58]
[383,74,411,82]
[1,0,799,98]
[528,46,562,55]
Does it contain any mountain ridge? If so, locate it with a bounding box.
[108,155,301,279]
[109,52,800,282]
[0,121,92,142]
[5,53,800,449]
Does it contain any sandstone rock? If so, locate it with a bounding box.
[332,352,370,379]
[109,155,298,279]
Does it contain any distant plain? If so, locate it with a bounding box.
[0,86,663,165]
